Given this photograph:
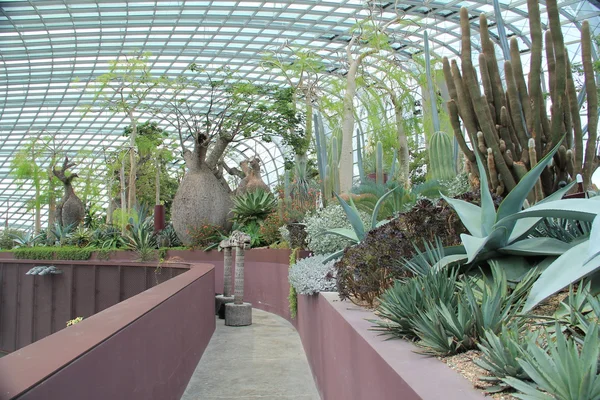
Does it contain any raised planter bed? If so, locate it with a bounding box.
[296,293,484,400]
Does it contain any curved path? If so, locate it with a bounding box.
[181,308,320,400]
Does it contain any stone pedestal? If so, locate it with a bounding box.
[215,295,234,318]
[225,302,252,326]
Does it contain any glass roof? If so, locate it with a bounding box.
[1,0,599,229]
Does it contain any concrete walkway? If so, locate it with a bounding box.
[181,309,320,400]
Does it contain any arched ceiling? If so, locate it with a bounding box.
[1,0,599,229]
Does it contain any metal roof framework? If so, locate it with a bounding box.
[1,0,599,229]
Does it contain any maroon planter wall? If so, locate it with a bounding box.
[0,263,215,400]
[296,293,484,400]
[0,260,186,353]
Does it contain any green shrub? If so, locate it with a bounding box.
[14,247,55,260]
[13,246,93,260]
[54,246,93,260]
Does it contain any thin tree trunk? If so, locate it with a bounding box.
[35,202,41,235]
[305,97,313,153]
[155,156,160,205]
[393,98,410,187]
[127,113,137,212]
[340,61,360,193]
[340,50,377,193]
[31,145,41,234]
[120,157,127,235]
[106,175,114,225]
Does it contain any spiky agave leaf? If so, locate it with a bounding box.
[502,323,600,400]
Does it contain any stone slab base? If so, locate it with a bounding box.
[225,302,252,326]
[215,295,234,319]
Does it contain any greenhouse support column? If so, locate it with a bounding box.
[215,239,234,318]
[225,231,252,327]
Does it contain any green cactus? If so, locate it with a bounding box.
[331,136,340,194]
[324,165,332,201]
[390,149,398,181]
[314,113,328,205]
[441,2,598,199]
[429,131,456,181]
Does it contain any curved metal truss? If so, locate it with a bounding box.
[0,0,599,229]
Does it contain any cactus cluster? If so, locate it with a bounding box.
[443,0,599,200]
[314,113,341,204]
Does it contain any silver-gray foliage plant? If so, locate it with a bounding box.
[288,254,337,295]
[304,204,370,255]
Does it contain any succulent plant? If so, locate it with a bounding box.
[231,189,277,225]
[288,254,337,295]
[502,323,600,400]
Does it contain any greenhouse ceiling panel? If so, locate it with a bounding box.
[1,0,599,228]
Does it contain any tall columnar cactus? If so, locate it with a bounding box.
[429,131,457,181]
[442,2,599,199]
[390,149,398,181]
[324,165,332,201]
[331,136,340,194]
[376,141,384,185]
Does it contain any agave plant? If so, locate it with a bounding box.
[49,222,76,247]
[91,224,127,249]
[10,230,44,248]
[156,222,183,248]
[475,323,537,392]
[319,188,398,261]
[231,189,277,225]
[374,264,536,357]
[439,140,577,268]
[69,226,92,248]
[519,210,600,311]
[373,268,460,340]
[437,138,600,310]
[502,323,600,400]
[125,205,157,261]
[537,282,600,342]
[351,179,444,219]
